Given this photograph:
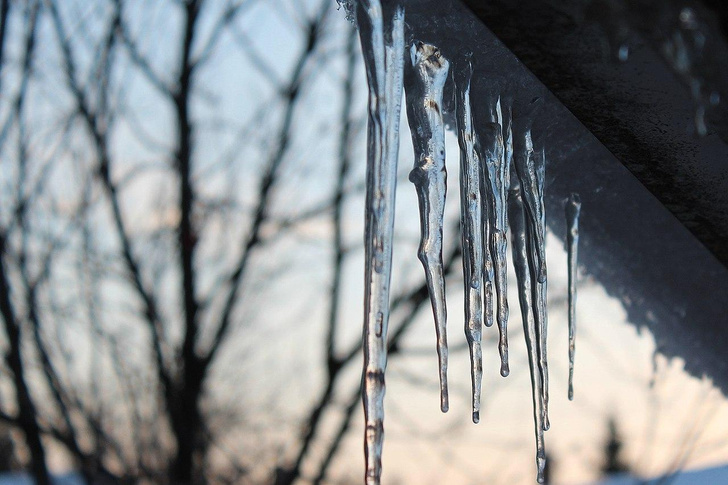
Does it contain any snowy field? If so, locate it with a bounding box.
[594,463,728,484]
[0,473,83,485]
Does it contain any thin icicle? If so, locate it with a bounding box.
[533,259,549,431]
[566,193,581,401]
[533,147,549,430]
[480,178,495,332]
[480,149,495,333]
[513,129,547,283]
[514,137,550,431]
[356,2,405,483]
[508,177,547,484]
[454,58,484,423]
[476,101,496,333]
[490,97,511,377]
[404,41,450,413]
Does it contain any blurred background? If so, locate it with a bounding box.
[0,0,727,484]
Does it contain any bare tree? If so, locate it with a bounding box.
[1,1,480,484]
[0,0,355,482]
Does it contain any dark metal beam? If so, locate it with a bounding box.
[462,0,728,267]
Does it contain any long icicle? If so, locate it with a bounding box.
[404,41,450,413]
[454,58,484,423]
[566,193,581,401]
[479,134,495,333]
[492,97,511,377]
[508,176,547,484]
[533,254,549,431]
[514,132,550,431]
[356,2,405,483]
[533,147,549,430]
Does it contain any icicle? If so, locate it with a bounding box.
[355,2,405,483]
[476,100,497,335]
[565,193,581,401]
[453,58,484,423]
[536,149,549,431]
[514,131,550,430]
[491,97,511,377]
[533,258,549,431]
[513,130,546,283]
[482,253,495,328]
[480,150,495,334]
[481,178,495,333]
[404,41,450,413]
[508,177,547,484]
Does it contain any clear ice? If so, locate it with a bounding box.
[453,59,485,423]
[566,193,581,401]
[490,97,512,377]
[513,129,546,284]
[356,1,405,483]
[508,176,547,484]
[514,131,550,430]
[404,41,450,413]
[350,2,580,481]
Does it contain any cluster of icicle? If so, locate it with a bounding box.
[354,1,581,484]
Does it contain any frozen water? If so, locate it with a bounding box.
[453,58,485,423]
[350,2,581,482]
[509,175,547,484]
[404,41,450,413]
[513,128,546,284]
[513,137,550,430]
[492,97,512,377]
[566,193,582,401]
[356,1,405,483]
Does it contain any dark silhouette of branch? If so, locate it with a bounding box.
[192,0,263,70]
[272,24,357,485]
[113,0,173,96]
[227,22,283,89]
[9,4,132,479]
[204,0,330,367]
[0,0,9,94]
[0,4,50,483]
[310,239,461,485]
[275,218,462,485]
[312,384,360,485]
[170,1,204,482]
[326,26,357,375]
[0,234,50,485]
[45,0,174,414]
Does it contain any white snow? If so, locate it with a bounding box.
[594,463,728,485]
[0,473,84,485]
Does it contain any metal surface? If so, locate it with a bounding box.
[462,0,728,267]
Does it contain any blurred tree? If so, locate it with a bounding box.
[600,416,631,478]
[0,1,468,484]
[0,422,20,473]
[543,452,553,485]
[0,0,357,483]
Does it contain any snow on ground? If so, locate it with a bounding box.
[594,463,728,484]
[0,473,84,485]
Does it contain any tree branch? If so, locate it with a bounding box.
[203,0,330,368]
[45,0,174,417]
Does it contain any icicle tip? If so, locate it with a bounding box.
[441,394,449,413]
[536,453,547,484]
